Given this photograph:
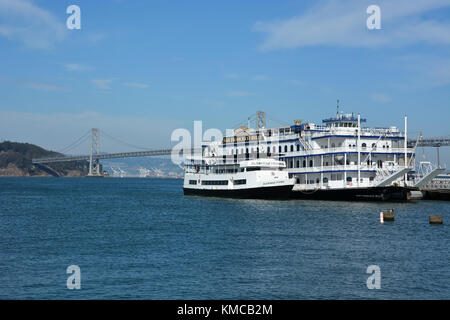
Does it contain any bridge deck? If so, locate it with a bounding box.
[32,149,174,164]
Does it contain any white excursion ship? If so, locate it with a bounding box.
[183,158,295,199]
[183,107,442,201]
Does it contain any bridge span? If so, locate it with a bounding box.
[32,149,173,164]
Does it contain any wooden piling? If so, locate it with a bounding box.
[429,215,443,225]
[382,209,395,221]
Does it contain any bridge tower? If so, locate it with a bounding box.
[88,128,101,176]
[256,111,266,130]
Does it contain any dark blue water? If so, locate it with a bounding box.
[0,177,448,299]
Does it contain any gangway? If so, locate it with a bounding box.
[375,168,410,187]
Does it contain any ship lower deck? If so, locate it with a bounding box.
[184,185,412,201]
[291,186,411,201]
[183,184,294,200]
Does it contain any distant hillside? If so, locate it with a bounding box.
[0,141,90,177]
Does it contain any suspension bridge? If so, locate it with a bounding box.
[32,127,450,177]
[32,128,176,176]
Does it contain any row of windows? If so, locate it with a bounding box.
[223,144,302,156]
[201,180,229,185]
[284,158,387,169]
[223,143,395,155]
[297,176,375,184]
[213,168,243,174]
[190,179,246,185]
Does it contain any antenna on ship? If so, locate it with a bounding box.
[336,99,340,118]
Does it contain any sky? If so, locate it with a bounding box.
[0,0,449,164]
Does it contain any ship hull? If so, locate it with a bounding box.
[421,189,450,201]
[291,186,410,201]
[183,184,294,200]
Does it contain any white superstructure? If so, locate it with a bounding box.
[183,158,295,199]
[194,110,417,200]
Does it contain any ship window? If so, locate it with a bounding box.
[234,179,246,185]
[296,160,300,168]
[189,180,197,185]
[297,144,300,151]
[290,145,294,152]
[279,146,282,153]
[309,160,313,167]
[303,160,306,167]
[284,145,288,152]
[331,143,335,148]
[201,180,229,185]
[246,167,261,172]
[362,143,367,148]
[323,177,329,183]
[347,177,352,182]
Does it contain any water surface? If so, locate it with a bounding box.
[0,177,448,299]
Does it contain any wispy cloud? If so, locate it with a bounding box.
[92,79,115,90]
[0,77,68,91]
[252,75,270,81]
[287,79,306,86]
[0,0,66,49]
[123,82,149,89]
[87,33,106,44]
[388,54,450,88]
[225,73,240,79]
[65,64,91,72]
[253,0,450,50]
[227,91,255,97]
[23,81,67,91]
[370,93,391,103]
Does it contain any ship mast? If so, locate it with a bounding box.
[357,114,361,187]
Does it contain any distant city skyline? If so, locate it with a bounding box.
[0,0,449,165]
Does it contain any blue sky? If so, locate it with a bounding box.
[0,0,449,164]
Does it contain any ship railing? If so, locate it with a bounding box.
[309,128,403,139]
[286,164,385,173]
[283,146,414,157]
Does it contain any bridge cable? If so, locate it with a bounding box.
[57,130,91,154]
[100,130,157,151]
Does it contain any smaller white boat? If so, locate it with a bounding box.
[183,158,295,199]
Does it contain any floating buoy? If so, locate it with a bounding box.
[429,215,443,225]
[381,209,395,221]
